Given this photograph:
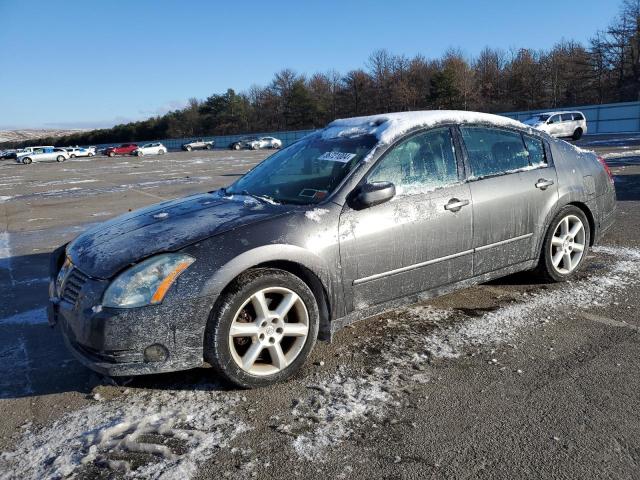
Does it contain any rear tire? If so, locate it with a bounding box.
[108,152,115,157]
[159,149,165,155]
[234,144,241,150]
[534,205,590,282]
[56,155,65,162]
[204,268,319,388]
[572,128,583,140]
[186,146,192,152]
[205,144,212,150]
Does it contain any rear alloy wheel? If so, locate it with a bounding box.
[572,128,583,140]
[536,206,590,282]
[205,268,319,388]
[234,144,241,150]
[108,152,115,157]
[56,155,66,162]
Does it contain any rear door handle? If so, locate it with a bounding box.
[444,198,470,212]
[535,178,554,190]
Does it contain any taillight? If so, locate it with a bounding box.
[597,156,614,185]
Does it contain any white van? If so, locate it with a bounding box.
[523,111,587,140]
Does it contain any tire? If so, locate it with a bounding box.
[572,128,583,140]
[136,151,143,157]
[159,149,165,155]
[22,157,32,164]
[204,268,319,388]
[108,152,115,157]
[205,144,212,150]
[252,144,259,150]
[56,155,65,162]
[233,144,241,151]
[186,146,192,152]
[88,153,94,157]
[70,154,76,158]
[535,205,591,282]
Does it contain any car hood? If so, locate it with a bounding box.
[67,191,289,279]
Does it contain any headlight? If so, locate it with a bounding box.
[103,253,195,308]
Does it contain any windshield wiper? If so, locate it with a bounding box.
[238,190,281,205]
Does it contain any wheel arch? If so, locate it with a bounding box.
[198,245,336,342]
[567,201,596,246]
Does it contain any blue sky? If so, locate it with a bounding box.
[0,0,620,129]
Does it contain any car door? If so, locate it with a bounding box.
[546,114,561,136]
[339,126,473,310]
[459,126,558,275]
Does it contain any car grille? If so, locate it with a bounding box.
[61,267,89,304]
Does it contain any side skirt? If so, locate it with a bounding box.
[329,259,537,337]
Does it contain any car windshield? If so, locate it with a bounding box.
[226,132,377,204]
[527,114,550,122]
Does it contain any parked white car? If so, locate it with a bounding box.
[246,136,282,150]
[523,111,587,140]
[17,147,70,164]
[133,142,167,156]
[64,146,96,158]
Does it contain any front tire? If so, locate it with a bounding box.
[186,146,192,152]
[204,268,319,388]
[535,205,590,282]
[56,155,66,162]
[22,157,32,164]
[572,128,583,140]
[233,144,241,150]
[108,152,115,157]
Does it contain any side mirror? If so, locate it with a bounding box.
[350,181,396,210]
[547,119,554,124]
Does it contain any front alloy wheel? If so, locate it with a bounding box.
[205,268,319,388]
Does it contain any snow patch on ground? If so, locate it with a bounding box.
[304,208,330,223]
[422,246,640,358]
[602,149,640,159]
[0,307,47,326]
[0,386,247,479]
[0,336,33,399]
[0,196,12,203]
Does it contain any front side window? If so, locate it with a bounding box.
[368,128,459,194]
[460,127,530,178]
[227,132,377,204]
[548,115,560,124]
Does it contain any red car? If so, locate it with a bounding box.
[105,143,138,157]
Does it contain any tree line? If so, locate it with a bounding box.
[6,0,640,149]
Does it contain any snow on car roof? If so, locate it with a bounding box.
[537,111,584,116]
[323,110,523,145]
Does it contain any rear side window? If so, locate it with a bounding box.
[523,135,546,166]
[460,127,529,178]
[561,113,574,122]
[574,112,584,120]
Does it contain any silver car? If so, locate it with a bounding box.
[18,147,70,164]
[49,111,616,388]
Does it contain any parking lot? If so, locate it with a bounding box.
[1,137,640,479]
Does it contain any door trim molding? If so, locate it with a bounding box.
[475,233,533,252]
[353,249,474,285]
[352,233,533,285]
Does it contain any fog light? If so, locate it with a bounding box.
[144,344,168,363]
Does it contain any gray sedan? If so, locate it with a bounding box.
[49,111,616,387]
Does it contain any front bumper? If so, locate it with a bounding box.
[49,249,209,376]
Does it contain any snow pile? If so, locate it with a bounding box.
[290,370,393,461]
[421,246,640,358]
[0,386,246,479]
[324,111,523,145]
[0,196,12,203]
[287,306,450,461]
[304,208,330,223]
[602,149,640,159]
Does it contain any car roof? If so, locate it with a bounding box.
[326,110,523,145]
[537,111,584,116]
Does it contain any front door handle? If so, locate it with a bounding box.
[444,198,470,212]
[535,178,554,190]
